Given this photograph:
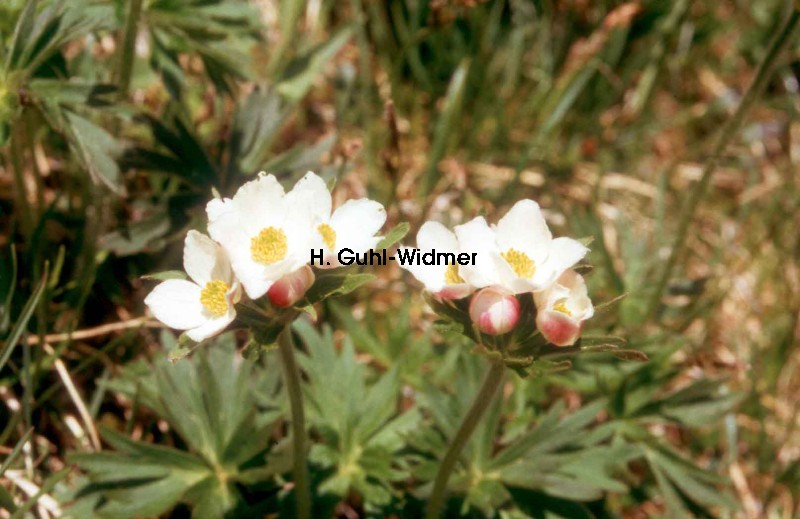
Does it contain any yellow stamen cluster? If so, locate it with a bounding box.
[553,298,573,317]
[501,248,536,278]
[251,227,288,264]
[200,280,230,317]
[444,264,464,284]
[318,223,336,249]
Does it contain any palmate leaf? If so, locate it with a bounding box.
[644,443,739,516]
[145,0,260,97]
[122,112,217,187]
[72,332,286,517]
[70,428,211,518]
[4,0,115,76]
[293,320,420,510]
[411,355,634,516]
[229,87,289,175]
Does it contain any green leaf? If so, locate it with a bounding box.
[277,27,353,102]
[64,111,124,194]
[0,265,47,372]
[376,222,410,250]
[302,271,375,304]
[9,468,70,519]
[141,270,187,281]
[0,428,33,476]
[422,58,470,195]
[5,0,35,72]
[167,347,192,363]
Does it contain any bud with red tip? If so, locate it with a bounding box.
[469,287,520,336]
[267,265,315,308]
[534,270,593,346]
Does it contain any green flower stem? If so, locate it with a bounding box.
[277,326,311,519]
[425,360,506,519]
[645,6,800,322]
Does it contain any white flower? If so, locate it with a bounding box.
[534,269,594,346]
[455,200,588,294]
[145,231,241,342]
[469,287,520,335]
[288,171,386,268]
[206,173,315,299]
[397,221,473,299]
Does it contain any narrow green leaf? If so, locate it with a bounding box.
[9,468,70,519]
[277,27,353,102]
[142,270,188,281]
[376,222,410,250]
[5,0,36,71]
[422,59,470,195]
[0,428,33,476]
[0,265,47,372]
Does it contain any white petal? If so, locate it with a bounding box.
[416,221,459,253]
[396,246,447,292]
[186,314,235,342]
[206,197,233,221]
[539,237,589,286]
[287,171,332,223]
[183,231,230,286]
[237,270,273,300]
[145,280,207,330]
[331,199,387,253]
[454,217,501,288]
[282,212,315,269]
[232,174,286,233]
[495,200,551,261]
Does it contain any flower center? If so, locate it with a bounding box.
[318,223,336,250]
[553,298,572,317]
[200,280,230,317]
[444,264,464,284]
[251,227,288,264]
[501,248,535,278]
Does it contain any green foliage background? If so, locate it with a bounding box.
[1,0,799,517]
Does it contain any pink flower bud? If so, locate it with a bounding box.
[267,266,315,308]
[469,287,520,336]
[534,270,593,346]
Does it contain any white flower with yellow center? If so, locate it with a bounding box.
[206,173,314,299]
[288,171,386,268]
[455,200,588,294]
[534,269,594,346]
[397,221,472,299]
[144,231,241,342]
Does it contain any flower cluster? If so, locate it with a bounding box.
[145,172,386,341]
[399,200,593,346]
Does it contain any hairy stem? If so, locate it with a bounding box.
[277,326,311,519]
[425,361,505,519]
[645,5,800,321]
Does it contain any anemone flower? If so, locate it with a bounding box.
[145,231,241,341]
[455,200,588,294]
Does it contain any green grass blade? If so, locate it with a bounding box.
[0,427,33,476]
[0,264,48,373]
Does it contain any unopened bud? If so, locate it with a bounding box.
[469,287,520,336]
[267,265,315,308]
